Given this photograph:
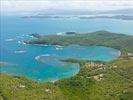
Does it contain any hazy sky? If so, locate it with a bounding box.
[1,0,133,14]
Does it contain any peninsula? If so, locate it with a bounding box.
[26,31,133,53]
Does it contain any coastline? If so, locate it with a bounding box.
[1,31,133,100]
[1,45,133,100]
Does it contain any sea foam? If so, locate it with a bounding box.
[5,38,14,42]
[35,54,51,60]
[14,50,26,53]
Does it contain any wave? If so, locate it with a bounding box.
[17,41,22,44]
[14,50,26,53]
[39,44,49,47]
[55,45,64,50]
[35,56,40,60]
[34,44,49,47]
[5,38,14,42]
[22,42,26,45]
[56,32,64,36]
[55,47,63,50]
[18,41,27,45]
[35,54,51,60]
[55,45,64,48]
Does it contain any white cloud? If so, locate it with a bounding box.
[1,0,133,14]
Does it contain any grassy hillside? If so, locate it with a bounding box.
[56,55,133,100]
[26,31,133,53]
[0,73,65,100]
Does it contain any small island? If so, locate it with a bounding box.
[22,15,133,20]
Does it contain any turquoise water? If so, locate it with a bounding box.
[0,15,132,81]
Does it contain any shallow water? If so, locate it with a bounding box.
[0,15,130,81]
[0,43,120,81]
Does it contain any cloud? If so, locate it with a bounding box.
[1,0,133,14]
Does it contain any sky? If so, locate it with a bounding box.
[1,0,133,15]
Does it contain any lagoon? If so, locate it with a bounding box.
[0,43,120,81]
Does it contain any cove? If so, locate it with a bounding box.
[1,44,120,81]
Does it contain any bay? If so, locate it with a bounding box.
[0,15,131,81]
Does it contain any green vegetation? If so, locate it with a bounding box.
[1,31,133,100]
[1,55,133,100]
[26,30,133,53]
[56,54,133,100]
[0,73,65,100]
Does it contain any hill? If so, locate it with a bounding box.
[26,31,133,53]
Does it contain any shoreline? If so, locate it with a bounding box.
[0,48,120,83]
